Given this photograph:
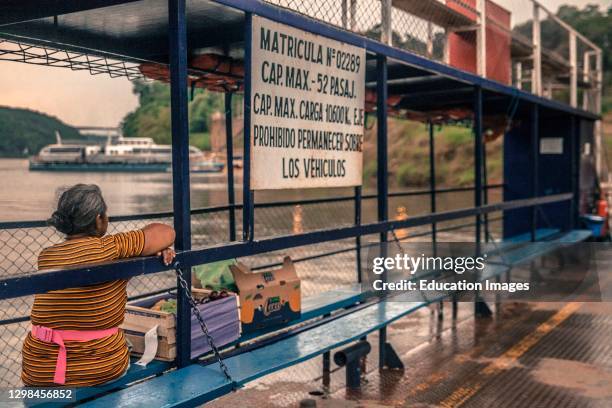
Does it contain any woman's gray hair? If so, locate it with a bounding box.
[47,184,107,235]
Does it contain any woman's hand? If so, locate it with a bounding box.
[157,247,176,266]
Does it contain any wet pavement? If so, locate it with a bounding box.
[206,247,612,408]
[207,299,612,407]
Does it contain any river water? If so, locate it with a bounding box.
[0,158,371,222]
[0,158,497,223]
[0,158,228,221]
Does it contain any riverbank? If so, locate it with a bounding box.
[362,118,503,189]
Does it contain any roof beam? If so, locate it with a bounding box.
[0,0,139,26]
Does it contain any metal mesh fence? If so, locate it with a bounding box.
[0,188,491,387]
[262,0,381,39]
[260,0,600,114]
[392,6,440,59]
[352,0,383,40]
[0,200,364,278]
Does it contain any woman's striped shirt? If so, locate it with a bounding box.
[21,230,145,387]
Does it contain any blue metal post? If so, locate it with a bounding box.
[355,186,362,283]
[355,184,367,361]
[376,54,389,369]
[225,92,236,241]
[474,86,483,252]
[376,54,388,258]
[473,86,491,318]
[571,115,579,229]
[322,343,331,389]
[531,104,539,241]
[429,121,443,319]
[483,141,489,242]
[168,0,191,368]
[428,121,437,244]
[243,13,254,241]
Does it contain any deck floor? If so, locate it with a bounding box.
[207,301,612,407]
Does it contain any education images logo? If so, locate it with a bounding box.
[369,253,530,293]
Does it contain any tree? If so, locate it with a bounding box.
[0,107,82,157]
[121,80,225,147]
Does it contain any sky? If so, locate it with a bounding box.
[0,63,137,127]
[0,0,609,127]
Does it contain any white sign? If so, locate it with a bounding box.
[540,138,564,155]
[250,16,366,190]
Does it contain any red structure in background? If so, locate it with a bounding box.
[446,0,511,85]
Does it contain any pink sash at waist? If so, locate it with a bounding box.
[31,324,119,385]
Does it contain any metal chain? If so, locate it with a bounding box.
[390,229,403,252]
[173,262,236,386]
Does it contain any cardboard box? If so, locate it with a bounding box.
[121,288,240,361]
[230,256,301,334]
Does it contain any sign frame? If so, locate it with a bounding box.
[249,15,366,190]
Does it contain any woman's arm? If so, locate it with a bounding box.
[141,223,176,256]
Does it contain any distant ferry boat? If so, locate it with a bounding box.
[29,132,224,173]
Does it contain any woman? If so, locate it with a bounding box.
[21,184,176,387]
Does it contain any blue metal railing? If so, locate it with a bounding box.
[0,192,570,300]
[0,185,504,330]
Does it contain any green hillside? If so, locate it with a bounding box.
[0,107,82,157]
[121,81,224,150]
[362,119,503,189]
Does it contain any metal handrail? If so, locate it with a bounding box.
[0,215,504,326]
[0,193,571,300]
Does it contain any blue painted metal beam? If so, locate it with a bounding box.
[376,55,389,229]
[474,86,483,252]
[354,186,362,283]
[242,12,253,242]
[571,115,580,228]
[376,54,389,369]
[225,92,237,242]
[531,104,539,241]
[429,121,437,245]
[473,86,485,316]
[168,0,191,368]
